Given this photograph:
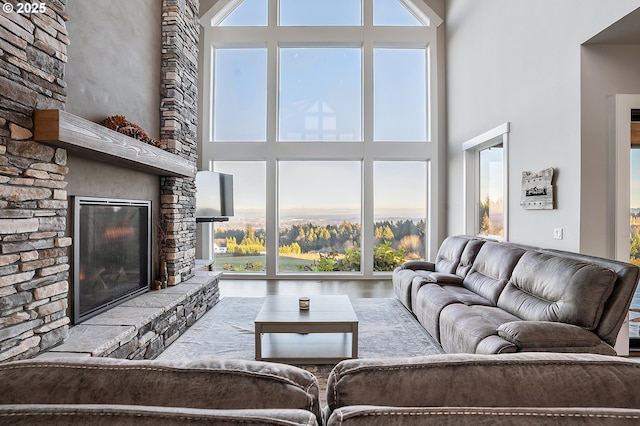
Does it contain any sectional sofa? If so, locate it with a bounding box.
[4,353,639,425]
[393,235,640,355]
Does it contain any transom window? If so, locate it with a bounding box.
[201,0,442,278]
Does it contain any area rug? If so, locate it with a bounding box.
[159,297,442,361]
[157,297,443,405]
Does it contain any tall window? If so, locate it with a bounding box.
[201,0,442,277]
[374,162,427,271]
[374,48,427,141]
[463,123,509,241]
[478,145,504,238]
[213,49,267,141]
[279,161,361,272]
[212,161,267,272]
[279,48,361,142]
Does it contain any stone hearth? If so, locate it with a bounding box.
[39,266,220,360]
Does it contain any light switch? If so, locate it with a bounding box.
[553,228,563,240]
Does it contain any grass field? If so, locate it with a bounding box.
[214,253,318,272]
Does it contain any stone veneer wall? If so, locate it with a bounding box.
[159,0,199,285]
[0,0,71,362]
[0,0,203,361]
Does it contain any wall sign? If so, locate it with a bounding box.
[521,167,555,210]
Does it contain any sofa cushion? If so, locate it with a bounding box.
[438,304,519,353]
[408,242,486,313]
[393,236,485,313]
[434,235,473,274]
[454,238,485,277]
[497,251,617,330]
[413,283,493,341]
[462,242,525,304]
[392,268,424,309]
[409,273,463,313]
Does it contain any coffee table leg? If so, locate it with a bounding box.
[352,323,358,359]
[255,324,262,360]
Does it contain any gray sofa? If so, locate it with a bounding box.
[0,356,320,425]
[393,235,640,355]
[325,352,640,425]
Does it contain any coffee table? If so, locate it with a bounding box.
[254,295,358,364]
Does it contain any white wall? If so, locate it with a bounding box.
[446,0,639,250]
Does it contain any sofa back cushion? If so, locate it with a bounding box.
[497,251,617,329]
[455,238,485,277]
[462,242,525,304]
[326,353,640,419]
[0,357,321,421]
[434,235,472,274]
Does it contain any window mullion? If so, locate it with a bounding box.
[362,36,374,277]
[265,32,278,276]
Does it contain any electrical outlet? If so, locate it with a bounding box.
[553,228,563,240]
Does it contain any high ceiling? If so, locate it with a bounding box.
[586,7,640,44]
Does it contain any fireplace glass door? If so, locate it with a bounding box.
[73,197,151,323]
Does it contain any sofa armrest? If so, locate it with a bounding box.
[497,321,614,354]
[399,261,435,272]
[424,272,463,285]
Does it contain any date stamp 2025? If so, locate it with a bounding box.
[2,2,47,15]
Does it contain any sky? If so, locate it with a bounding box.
[213,160,427,218]
[220,0,422,27]
[480,146,504,203]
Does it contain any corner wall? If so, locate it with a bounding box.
[0,1,70,361]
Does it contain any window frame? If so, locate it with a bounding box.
[199,0,443,278]
[463,123,510,241]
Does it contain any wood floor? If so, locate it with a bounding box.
[219,278,394,299]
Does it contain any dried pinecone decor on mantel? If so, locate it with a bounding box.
[99,115,161,148]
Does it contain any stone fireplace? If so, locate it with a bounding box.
[0,0,208,362]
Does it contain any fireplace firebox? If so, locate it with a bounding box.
[73,197,151,323]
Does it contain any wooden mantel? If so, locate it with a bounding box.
[34,109,196,178]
